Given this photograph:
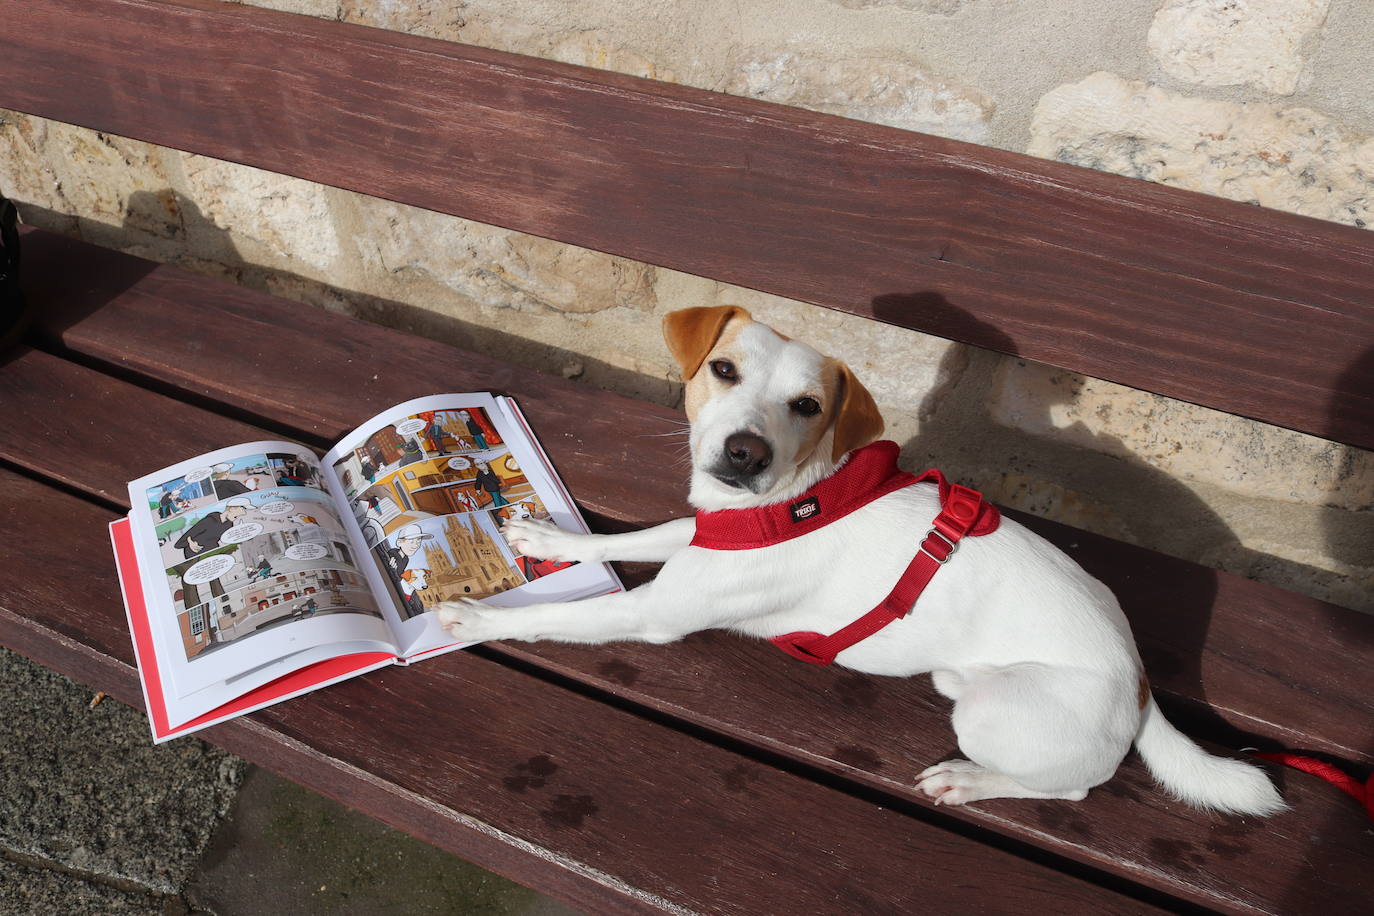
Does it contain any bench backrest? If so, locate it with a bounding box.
[2,0,1372,449]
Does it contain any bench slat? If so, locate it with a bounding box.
[2,468,1175,916]
[4,353,1371,912]
[3,2,1373,448]
[18,228,691,528]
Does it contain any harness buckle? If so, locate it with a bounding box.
[920,528,958,565]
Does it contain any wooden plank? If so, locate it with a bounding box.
[3,350,1372,913]
[2,3,1372,448]
[0,468,1174,916]
[18,230,691,529]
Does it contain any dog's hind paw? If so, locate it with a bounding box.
[916,759,1088,806]
[915,759,995,806]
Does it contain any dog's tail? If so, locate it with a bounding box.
[1134,696,1287,816]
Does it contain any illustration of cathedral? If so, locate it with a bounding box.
[415,512,523,608]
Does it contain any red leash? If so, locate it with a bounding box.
[1248,751,1374,821]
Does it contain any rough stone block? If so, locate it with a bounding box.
[989,359,1374,511]
[1148,0,1332,95]
[0,649,246,895]
[181,154,342,277]
[727,51,992,143]
[1029,71,1374,229]
[0,111,179,244]
[0,856,169,916]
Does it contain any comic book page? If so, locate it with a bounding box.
[125,441,400,716]
[322,394,623,660]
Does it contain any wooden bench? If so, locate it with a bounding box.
[2,1,1371,913]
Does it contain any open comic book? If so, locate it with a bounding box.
[110,394,622,742]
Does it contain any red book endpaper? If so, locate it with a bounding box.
[110,516,394,741]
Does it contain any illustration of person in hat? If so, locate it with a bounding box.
[210,463,263,500]
[379,524,433,618]
[156,484,184,519]
[173,497,252,559]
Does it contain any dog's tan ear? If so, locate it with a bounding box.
[830,361,885,462]
[662,306,751,379]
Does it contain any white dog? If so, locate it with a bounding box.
[439,306,1284,815]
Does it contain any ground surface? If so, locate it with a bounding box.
[0,648,582,915]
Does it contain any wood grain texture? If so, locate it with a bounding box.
[19,228,692,528]
[0,469,1172,916]
[3,1,1373,448]
[3,340,1372,912]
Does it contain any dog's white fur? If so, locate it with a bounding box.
[439,308,1285,815]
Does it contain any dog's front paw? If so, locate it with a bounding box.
[504,518,594,563]
[436,599,507,643]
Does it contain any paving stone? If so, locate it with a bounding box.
[0,648,247,895]
[0,856,177,916]
[186,767,582,916]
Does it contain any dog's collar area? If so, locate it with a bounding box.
[695,441,926,549]
[689,440,1000,666]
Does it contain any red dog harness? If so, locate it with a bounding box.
[691,441,1000,665]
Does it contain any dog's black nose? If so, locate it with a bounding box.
[723,432,772,477]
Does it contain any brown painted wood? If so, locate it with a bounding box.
[4,343,1372,911]
[0,468,1176,916]
[14,236,1373,768]
[19,229,691,529]
[3,2,1373,449]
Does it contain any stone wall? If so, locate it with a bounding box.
[3,0,1370,611]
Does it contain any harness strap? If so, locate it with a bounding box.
[769,470,996,665]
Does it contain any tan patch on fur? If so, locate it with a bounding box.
[829,361,885,462]
[663,306,751,381]
[682,313,750,421]
[1138,674,1150,710]
[793,359,842,465]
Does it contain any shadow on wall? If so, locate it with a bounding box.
[871,290,1369,614]
[17,189,681,409]
[1279,345,1374,914]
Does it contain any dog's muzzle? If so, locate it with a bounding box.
[711,432,773,489]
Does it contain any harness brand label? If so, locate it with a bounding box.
[790,496,820,522]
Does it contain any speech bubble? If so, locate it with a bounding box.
[258,500,295,516]
[284,543,328,561]
[184,554,235,585]
[447,456,472,470]
[395,418,426,437]
[221,522,264,544]
[212,462,234,474]
[183,467,213,483]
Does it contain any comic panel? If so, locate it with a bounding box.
[165,523,363,615]
[373,512,527,620]
[489,494,580,582]
[331,407,505,498]
[144,450,325,527]
[177,567,384,662]
[153,488,348,570]
[344,446,537,545]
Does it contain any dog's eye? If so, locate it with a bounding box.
[710,359,738,382]
[790,397,822,417]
